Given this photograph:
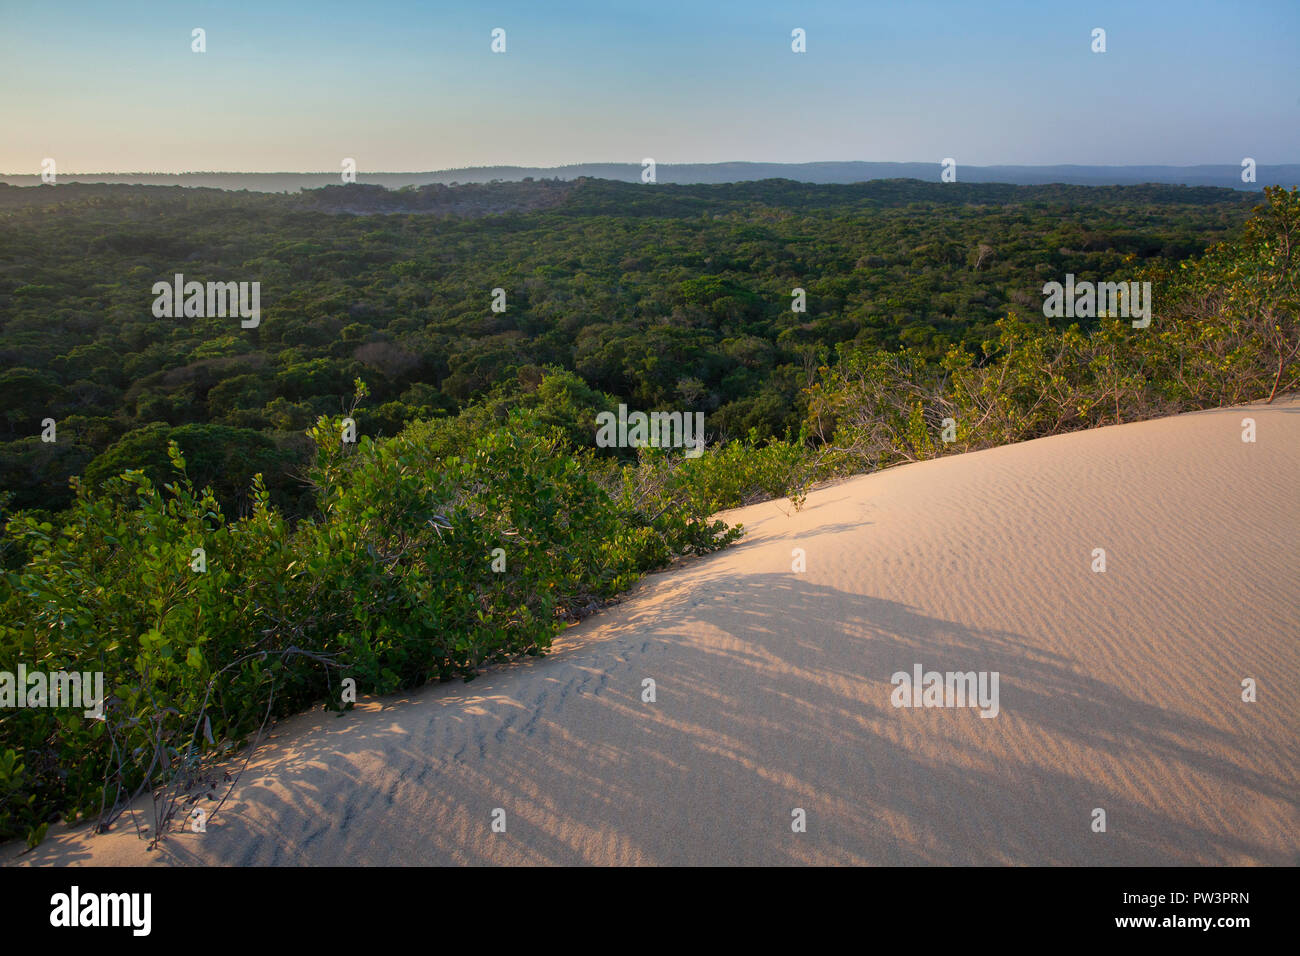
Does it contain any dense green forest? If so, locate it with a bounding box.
[0,178,1256,516]
[1,178,1295,847]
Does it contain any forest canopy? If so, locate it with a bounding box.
[0,177,1258,516]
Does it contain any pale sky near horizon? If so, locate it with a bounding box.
[1,0,1297,173]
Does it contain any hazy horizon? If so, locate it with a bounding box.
[6,160,1296,193]
[6,160,1300,176]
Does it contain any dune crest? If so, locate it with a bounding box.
[10,399,1299,866]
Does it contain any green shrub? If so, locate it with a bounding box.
[0,382,812,843]
[808,187,1299,469]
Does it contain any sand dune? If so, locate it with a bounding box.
[9,399,1299,866]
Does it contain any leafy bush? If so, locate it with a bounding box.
[809,187,1299,471]
[0,379,813,843]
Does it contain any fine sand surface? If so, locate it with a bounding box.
[9,399,1299,866]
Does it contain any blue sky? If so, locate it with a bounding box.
[2,0,1296,172]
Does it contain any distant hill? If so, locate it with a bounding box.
[1,161,1296,193]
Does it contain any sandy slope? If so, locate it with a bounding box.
[8,399,1299,866]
